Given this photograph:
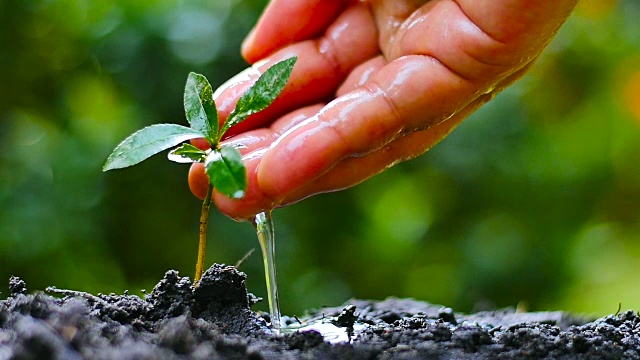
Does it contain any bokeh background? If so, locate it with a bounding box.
[1,0,639,317]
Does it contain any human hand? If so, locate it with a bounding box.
[188,0,578,219]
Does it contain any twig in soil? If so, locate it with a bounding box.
[46,287,111,307]
[235,248,255,268]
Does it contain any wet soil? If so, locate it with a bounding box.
[1,264,639,359]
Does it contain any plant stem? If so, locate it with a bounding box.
[195,183,213,285]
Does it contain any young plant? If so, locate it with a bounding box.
[103,57,297,284]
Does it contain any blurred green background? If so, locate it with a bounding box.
[1,0,639,317]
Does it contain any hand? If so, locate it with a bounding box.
[189,0,578,219]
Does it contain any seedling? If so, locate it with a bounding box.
[103,57,297,284]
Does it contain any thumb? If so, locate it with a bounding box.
[242,0,353,63]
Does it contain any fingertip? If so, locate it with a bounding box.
[188,163,208,200]
[240,0,351,64]
[213,153,274,220]
[241,26,258,63]
[190,138,210,151]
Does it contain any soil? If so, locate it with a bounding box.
[1,264,639,359]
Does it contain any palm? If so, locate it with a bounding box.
[189,0,578,219]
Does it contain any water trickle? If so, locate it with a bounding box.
[252,212,369,341]
[252,211,281,331]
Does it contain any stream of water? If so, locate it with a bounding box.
[252,211,281,331]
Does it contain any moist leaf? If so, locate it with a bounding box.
[204,146,247,199]
[168,143,208,164]
[184,72,218,142]
[103,124,204,171]
[221,57,297,137]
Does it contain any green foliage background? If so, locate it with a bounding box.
[1,0,639,317]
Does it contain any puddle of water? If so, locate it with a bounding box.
[281,319,369,344]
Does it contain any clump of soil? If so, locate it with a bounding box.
[1,264,639,359]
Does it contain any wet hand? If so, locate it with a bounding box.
[189,0,578,219]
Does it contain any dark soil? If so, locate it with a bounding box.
[1,264,639,359]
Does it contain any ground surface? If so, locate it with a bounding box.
[1,264,639,359]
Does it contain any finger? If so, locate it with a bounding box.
[276,64,540,205]
[284,90,500,202]
[213,2,379,138]
[373,0,577,84]
[284,108,467,203]
[242,0,354,63]
[257,54,481,199]
[457,0,578,46]
[212,150,274,219]
[188,163,209,200]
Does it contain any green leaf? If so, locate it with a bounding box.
[184,72,218,143]
[103,124,204,171]
[168,143,208,164]
[221,57,297,137]
[205,146,247,199]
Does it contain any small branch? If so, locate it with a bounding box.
[46,287,110,306]
[194,184,213,285]
[234,248,255,268]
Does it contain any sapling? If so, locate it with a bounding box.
[103,57,297,284]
